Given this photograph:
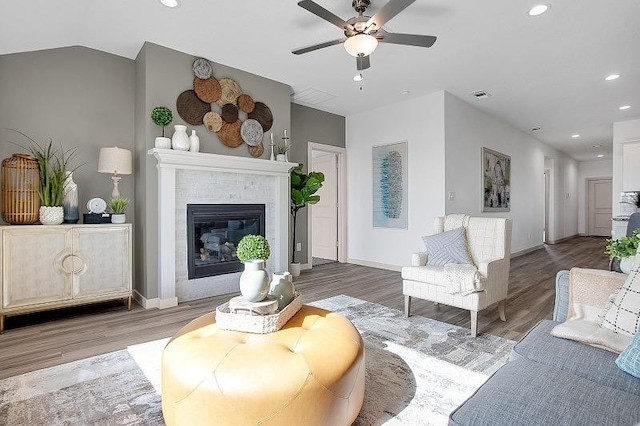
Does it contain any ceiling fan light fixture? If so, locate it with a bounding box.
[528,4,549,16]
[353,73,364,82]
[344,34,378,57]
[159,0,180,8]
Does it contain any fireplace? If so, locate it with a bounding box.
[187,204,265,279]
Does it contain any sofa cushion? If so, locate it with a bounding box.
[422,227,473,266]
[449,358,640,426]
[617,332,640,379]
[512,320,640,396]
[602,266,640,337]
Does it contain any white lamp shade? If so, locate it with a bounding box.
[344,34,378,57]
[98,147,132,175]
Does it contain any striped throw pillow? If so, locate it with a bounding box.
[422,227,473,266]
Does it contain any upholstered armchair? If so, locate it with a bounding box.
[402,215,512,337]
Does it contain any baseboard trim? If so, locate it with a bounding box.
[347,258,402,272]
[133,290,178,310]
[511,244,544,258]
[301,263,312,271]
[547,234,579,245]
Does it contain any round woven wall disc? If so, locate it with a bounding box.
[192,58,213,79]
[194,77,221,103]
[248,102,273,132]
[215,78,242,107]
[237,94,255,113]
[203,111,223,133]
[221,103,239,123]
[248,142,265,158]
[217,120,243,147]
[241,119,264,146]
[176,90,211,125]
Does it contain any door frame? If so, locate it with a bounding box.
[585,177,613,236]
[307,142,347,266]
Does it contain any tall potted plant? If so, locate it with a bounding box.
[290,164,324,276]
[151,106,173,149]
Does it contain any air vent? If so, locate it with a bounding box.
[471,90,491,99]
[291,87,336,105]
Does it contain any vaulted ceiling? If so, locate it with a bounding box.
[1,0,639,161]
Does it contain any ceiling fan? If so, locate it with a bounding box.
[292,0,437,71]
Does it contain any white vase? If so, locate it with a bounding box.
[39,206,64,225]
[171,125,190,151]
[239,259,270,302]
[620,256,634,274]
[155,136,171,149]
[189,130,200,152]
[269,271,295,311]
[111,213,126,224]
[289,262,301,277]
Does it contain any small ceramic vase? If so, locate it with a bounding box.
[239,259,270,302]
[155,136,171,149]
[111,214,126,224]
[189,130,200,152]
[171,125,190,151]
[620,256,634,274]
[39,206,64,225]
[269,271,295,310]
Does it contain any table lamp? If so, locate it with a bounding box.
[98,147,132,198]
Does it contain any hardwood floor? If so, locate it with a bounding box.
[0,236,609,380]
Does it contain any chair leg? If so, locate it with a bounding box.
[404,295,411,317]
[470,311,478,337]
[498,300,506,322]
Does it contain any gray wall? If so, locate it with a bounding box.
[137,42,292,300]
[0,46,136,224]
[290,103,345,264]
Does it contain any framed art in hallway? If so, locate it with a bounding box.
[482,147,511,212]
[372,141,408,229]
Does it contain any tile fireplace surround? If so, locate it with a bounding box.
[149,149,295,308]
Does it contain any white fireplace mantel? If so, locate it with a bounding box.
[148,148,295,308]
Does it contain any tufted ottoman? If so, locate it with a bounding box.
[161,305,365,426]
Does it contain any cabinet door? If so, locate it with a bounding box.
[71,226,131,299]
[2,228,72,308]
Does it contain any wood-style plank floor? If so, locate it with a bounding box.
[0,236,608,380]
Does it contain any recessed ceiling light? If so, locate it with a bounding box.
[605,74,620,81]
[571,134,580,138]
[353,73,363,82]
[597,154,605,158]
[160,0,180,8]
[528,4,549,16]
[620,105,631,110]
[531,127,542,132]
[592,144,602,148]
[400,90,410,96]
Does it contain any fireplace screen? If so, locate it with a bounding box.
[187,204,265,279]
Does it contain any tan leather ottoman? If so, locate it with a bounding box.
[161,305,365,426]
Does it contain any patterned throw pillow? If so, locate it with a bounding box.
[602,266,640,337]
[422,227,473,266]
[616,332,640,378]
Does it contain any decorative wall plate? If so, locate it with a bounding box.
[237,94,255,113]
[87,197,107,214]
[221,103,239,123]
[193,77,221,103]
[217,120,243,147]
[203,112,223,133]
[176,90,211,125]
[192,58,213,79]
[247,102,273,132]
[248,143,265,158]
[215,78,242,107]
[241,119,264,146]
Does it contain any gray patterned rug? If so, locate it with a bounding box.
[0,295,515,425]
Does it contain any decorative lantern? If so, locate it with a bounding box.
[1,154,41,224]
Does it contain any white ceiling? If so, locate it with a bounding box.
[1,0,639,161]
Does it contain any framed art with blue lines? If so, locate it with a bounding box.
[372,141,408,229]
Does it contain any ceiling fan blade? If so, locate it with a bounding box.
[297,0,354,31]
[379,32,437,48]
[292,38,347,55]
[366,0,416,30]
[356,55,371,71]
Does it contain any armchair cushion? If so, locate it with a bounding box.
[421,227,473,266]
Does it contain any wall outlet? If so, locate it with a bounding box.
[296,242,302,251]
[448,191,455,201]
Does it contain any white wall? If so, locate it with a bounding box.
[613,118,640,217]
[443,92,578,252]
[577,159,613,234]
[346,91,446,268]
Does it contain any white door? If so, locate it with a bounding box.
[312,152,338,261]
[587,178,613,236]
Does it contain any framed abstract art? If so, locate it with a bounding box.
[372,141,408,228]
[482,147,511,212]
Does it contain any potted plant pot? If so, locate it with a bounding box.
[111,213,126,224]
[289,262,301,277]
[39,206,64,225]
[155,137,171,149]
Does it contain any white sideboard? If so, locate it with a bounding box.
[0,224,132,332]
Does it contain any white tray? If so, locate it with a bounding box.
[215,293,302,334]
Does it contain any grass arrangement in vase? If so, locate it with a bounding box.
[109,196,129,224]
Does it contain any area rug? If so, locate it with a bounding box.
[0,295,515,425]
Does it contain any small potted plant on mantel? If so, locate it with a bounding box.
[236,234,271,302]
[151,106,173,149]
[290,164,325,277]
[109,196,129,224]
[605,229,639,274]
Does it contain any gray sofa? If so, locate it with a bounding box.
[449,270,640,426]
